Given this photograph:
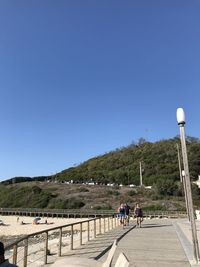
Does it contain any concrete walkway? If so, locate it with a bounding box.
[45,219,193,267]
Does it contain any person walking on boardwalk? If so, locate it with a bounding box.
[134,203,143,228]
[118,203,125,225]
[124,203,131,226]
[0,242,19,267]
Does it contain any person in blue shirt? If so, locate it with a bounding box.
[118,203,125,225]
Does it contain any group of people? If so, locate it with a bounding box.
[118,203,131,226]
[118,202,143,227]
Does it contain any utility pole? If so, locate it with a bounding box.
[140,162,143,186]
[128,170,129,185]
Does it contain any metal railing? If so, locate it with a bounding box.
[4,215,120,267]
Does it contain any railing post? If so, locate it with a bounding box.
[71,225,74,250]
[58,227,62,256]
[23,238,28,267]
[114,215,117,228]
[104,217,106,233]
[94,219,96,238]
[87,221,90,241]
[80,222,83,245]
[13,244,17,265]
[44,232,48,264]
[99,217,101,235]
[108,217,110,231]
[111,216,113,229]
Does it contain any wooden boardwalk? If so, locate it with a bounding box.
[109,219,190,267]
[45,219,192,267]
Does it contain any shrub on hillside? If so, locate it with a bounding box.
[48,198,85,209]
[153,179,182,196]
[79,187,89,192]
[127,190,137,196]
[106,190,120,196]
[48,199,67,209]
[93,204,113,210]
[0,185,51,208]
[142,204,166,211]
[65,198,85,209]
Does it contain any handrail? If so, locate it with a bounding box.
[4,215,120,267]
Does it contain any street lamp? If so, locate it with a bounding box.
[176,143,182,182]
[181,170,189,219]
[176,107,200,263]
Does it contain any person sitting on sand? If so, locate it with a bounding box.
[0,241,18,267]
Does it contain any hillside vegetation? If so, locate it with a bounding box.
[57,136,200,185]
[0,180,200,211]
[1,137,200,210]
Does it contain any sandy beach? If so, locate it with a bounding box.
[0,215,87,238]
[0,215,113,266]
[0,215,91,266]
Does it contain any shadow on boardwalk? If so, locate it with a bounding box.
[44,219,192,267]
[110,219,191,267]
[141,223,172,228]
[66,224,135,260]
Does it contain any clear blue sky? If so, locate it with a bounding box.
[0,0,200,181]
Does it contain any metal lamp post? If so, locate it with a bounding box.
[176,143,182,182]
[176,143,190,216]
[181,170,189,219]
[176,107,200,263]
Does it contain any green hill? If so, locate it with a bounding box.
[1,136,200,210]
[57,136,200,185]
